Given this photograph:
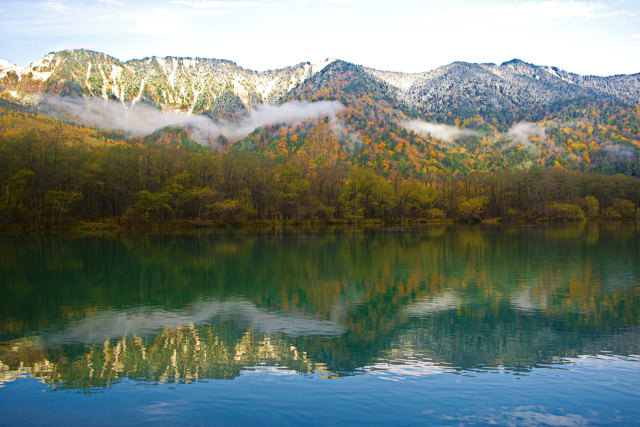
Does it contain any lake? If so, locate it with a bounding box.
[1,223,639,425]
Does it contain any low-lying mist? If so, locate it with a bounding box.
[401,119,546,151]
[37,95,345,144]
[401,120,478,143]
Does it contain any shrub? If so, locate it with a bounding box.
[612,199,636,219]
[583,196,599,218]
[543,203,585,221]
[457,196,488,221]
[426,208,447,220]
[601,206,622,220]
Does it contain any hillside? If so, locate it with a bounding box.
[1,50,639,179]
[0,49,335,115]
[0,50,639,229]
[2,49,640,123]
[367,59,640,126]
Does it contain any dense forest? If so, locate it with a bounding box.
[0,100,638,232]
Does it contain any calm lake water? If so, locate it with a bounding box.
[1,223,639,425]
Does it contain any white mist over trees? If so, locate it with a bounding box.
[38,96,344,144]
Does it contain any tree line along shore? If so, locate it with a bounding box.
[1,129,638,234]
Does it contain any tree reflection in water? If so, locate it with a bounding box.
[0,223,638,389]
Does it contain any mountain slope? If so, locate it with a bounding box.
[367,59,640,126]
[0,49,335,115]
[2,50,640,125]
[1,49,639,179]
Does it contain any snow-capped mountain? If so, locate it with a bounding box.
[1,49,639,124]
[366,59,640,123]
[0,49,336,115]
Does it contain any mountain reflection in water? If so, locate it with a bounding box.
[0,223,639,389]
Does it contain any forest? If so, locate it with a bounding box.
[1,100,638,232]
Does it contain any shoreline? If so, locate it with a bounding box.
[1,217,636,237]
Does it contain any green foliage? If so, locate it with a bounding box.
[45,190,82,224]
[339,167,396,223]
[1,102,639,230]
[129,190,172,222]
[457,196,488,222]
[211,195,254,223]
[583,196,599,218]
[543,203,586,222]
[612,199,636,219]
[601,206,622,220]
[396,178,438,222]
[426,208,447,220]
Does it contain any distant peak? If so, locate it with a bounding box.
[500,58,536,68]
[0,58,18,68]
[311,57,336,71]
[501,58,524,65]
[0,58,24,79]
[48,49,123,64]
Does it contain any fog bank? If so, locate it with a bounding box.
[37,96,344,144]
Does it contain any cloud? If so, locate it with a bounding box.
[296,0,355,4]
[505,121,545,152]
[2,0,638,75]
[38,0,72,12]
[403,119,548,153]
[328,114,362,151]
[401,120,479,143]
[442,1,612,24]
[507,122,545,143]
[37,96,344,145]
[602,142,636,159]
[96,0,125,5]
[172,0,278,8]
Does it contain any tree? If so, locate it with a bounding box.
[129,190,172,222]
[45,190,83,224]
[340,168,395,223]
[274,163,311,222]
[457,196,488,222]
[583,196,599,219]
[395,178,437,225]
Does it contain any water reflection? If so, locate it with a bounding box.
[39,299,345,345]
[0,223,639,389]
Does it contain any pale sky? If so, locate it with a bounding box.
[1,0,639,76]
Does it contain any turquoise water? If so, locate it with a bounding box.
[1,224,639,425]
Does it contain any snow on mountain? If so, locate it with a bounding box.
[362,59,640,124]
[0,50,336,115]
[1,49,638,123]
[0,59,26,81]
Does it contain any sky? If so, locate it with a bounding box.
[0,0,639,76]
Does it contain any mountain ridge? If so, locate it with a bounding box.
[1,48,639,180]
[1,49,639,124]
[3,49,638,78]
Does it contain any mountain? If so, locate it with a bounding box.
[367,59,640,126]
[1,49,639,180]
[1,49,639,125]
[0,49,335,116]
